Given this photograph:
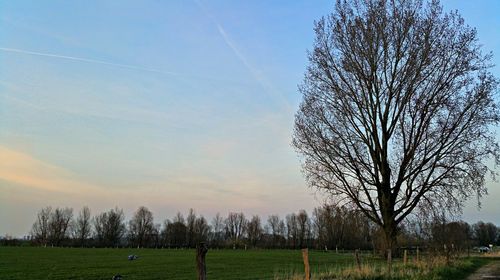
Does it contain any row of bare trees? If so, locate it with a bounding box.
[28,205,499,250]
[400,214,499,252]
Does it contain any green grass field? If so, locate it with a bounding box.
[0,247,369,279]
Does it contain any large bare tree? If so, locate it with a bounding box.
[293,0,499,252]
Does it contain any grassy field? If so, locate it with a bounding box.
[0,247,372,279]
[0,247,494,279]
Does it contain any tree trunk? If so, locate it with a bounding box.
[382,222,398,257]
[379,181,398,257]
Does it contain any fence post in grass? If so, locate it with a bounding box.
[387,249,392,275]
[416,246,419,263]
[403,249,407,266]
[196,242,208,280]
[444,244,450,265]
[302,248,311,280]
[355,249,361,271]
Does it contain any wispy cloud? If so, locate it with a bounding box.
[0,47,178,76]
[0,145,109,196]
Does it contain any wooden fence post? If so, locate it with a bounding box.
[355,249,362,271]
[416,246,420,263]
[196,242,208,280]
[302,248,311,280]
[444,244,450,265]
[403,249,407,266]
[387,249,392,275]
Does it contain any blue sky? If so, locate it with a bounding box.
[0,0,499,236]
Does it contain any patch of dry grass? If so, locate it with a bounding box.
[276,255,486,280]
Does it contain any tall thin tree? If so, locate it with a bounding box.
[74,206,91,247]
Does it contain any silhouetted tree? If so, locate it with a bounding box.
[48,207,73,246]
[473,221,498,246]
[293,0,499,252]
[286,213,299,249]
[193,215,210,245]
[247,215,263,247]
[162,212,187,248]
[296,210,311,248]
[73,206,91,247]
[267,215,286,248]
[210,213,225,248]
[186,208,197,247]
[128,206,154,248]
[93,207,125,247]
[225,212,246,247]
[31,207,52,246]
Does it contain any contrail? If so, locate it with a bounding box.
[194,0,292,111]
[215,24,256,82]
[194,0,258,77]
[0,47,178,76]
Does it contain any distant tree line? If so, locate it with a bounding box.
[9,205,498,251]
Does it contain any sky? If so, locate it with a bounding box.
[0,0,499,237]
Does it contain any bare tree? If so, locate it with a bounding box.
[160,219,171,247]
[186,208,197,248]
[473,221,498,246]
[267,215,280,237]
[293,0,499,252]
[128,206,154,248]
[225,212,246,246]
[93,207,125,247]
[73,206,91,247]
[151,223,161,248]
[313,205,372,250]
[296,210,311,248]
[286,213,298,249]
[267,215,285,248]
[93,212,107,246]
[162,212,187,248]
[210,213,225,247]
[278,219,286,247]
[246,215,263,247]
[48,207,73,246]
[31,207,52,246]
[193,215,210,245]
